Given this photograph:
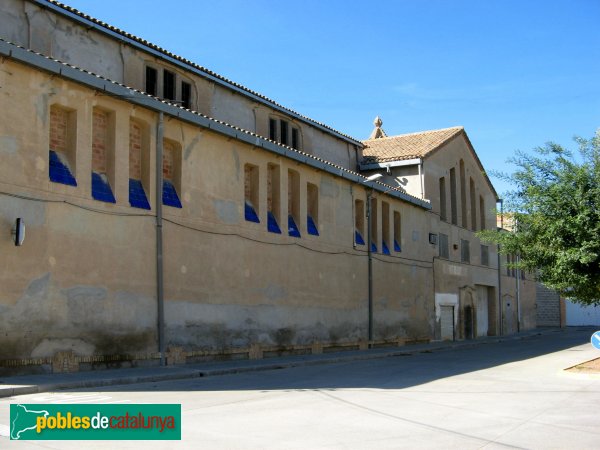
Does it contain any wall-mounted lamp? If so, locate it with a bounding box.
[428,233,438,245]
[364,173,382,182]
[12,218,25,246]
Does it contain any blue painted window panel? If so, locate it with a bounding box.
[267,211,282,234]
[382,241,390,255]
[162,179,182,208]
[49,150,77,186]
[355,230,365,245]
[307,215,319,236]
[91,172,116,203]
[129,178,150,210]
[371,242,378,253]
[288,215,301,238]
[394,240,401,252]
[245,201,260,223]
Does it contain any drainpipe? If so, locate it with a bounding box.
[156,112,166,366]
[497,199,503,336]
[516,253,521,333]
[366,190,373,347]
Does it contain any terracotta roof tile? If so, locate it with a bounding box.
[362,126,464,163]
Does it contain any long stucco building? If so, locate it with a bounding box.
[0,0,536,374]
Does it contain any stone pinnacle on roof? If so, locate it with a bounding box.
[369,116,387,139]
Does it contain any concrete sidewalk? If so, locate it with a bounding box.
[0,328,560,398]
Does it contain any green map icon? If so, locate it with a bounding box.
[10,404,49,440]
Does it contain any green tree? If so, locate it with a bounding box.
[479,131,600,305]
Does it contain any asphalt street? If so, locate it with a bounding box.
[1,327,598,449]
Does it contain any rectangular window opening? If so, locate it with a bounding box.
[287,169,301,237]
[480,196,486,230]
[470,178,477,231]
[145,66,158,96]
[461,239,470,264]
[163,69,175,101]
[49,105,77,186]
[291,127,299,150]
[439,177,446,222]
[450,167,457,225]
[439,233,449,259]
[355,199,365,245]
[382,202,390,255]
[481,245,489,266]
[129,120,150,210]
[162,139,182,208]
[245,163,260,222]
[181,81,191,109]
[91,108,115,203]
[307,182,319,236]
[370,197,378,252]
[460,160,467,228]
[393,211,401,252]
[267,163,281,234]
[269,118,277,141]
[280,119,288,146]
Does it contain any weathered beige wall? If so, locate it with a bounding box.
[0,58,434,364]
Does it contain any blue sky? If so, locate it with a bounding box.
[65,0,600,196]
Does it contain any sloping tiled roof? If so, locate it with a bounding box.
[35,0,362,145]
[362,126,464,163]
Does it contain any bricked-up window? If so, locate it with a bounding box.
[480,196,486,230]
[128,120,150,210]
[244,163,260,222]
[382,201,390,255]
[288,169,301,237]
[439,233,449,259]
[267,163,281,234]
[370,197,378,252]
[460,160,467,228]
[439,177,447,221]
[481,244,489,266]
[91,108,115,203]
[145,66,158,96]
[355,199,365,245]
[393,211,401,252]
[280,120,289,146]
[461,239,470,263]
[307,182,319,236]
[450,167,457,225]
[48,105,77,186]
[269,119,277,141]
[162,139,182,208]
[163,69,175,101]
[181,81,191,109]
[470,178,477,231]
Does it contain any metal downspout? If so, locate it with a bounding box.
[498,199,503,336]
[367,190,373,347]
[156,112,165,366]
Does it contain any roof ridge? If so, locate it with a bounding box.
[41,0,362,145]
[363,126,464,143]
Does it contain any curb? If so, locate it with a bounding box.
[0,329,558,398]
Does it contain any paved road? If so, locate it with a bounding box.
[1,328,599,449]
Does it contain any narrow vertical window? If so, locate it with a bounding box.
[461,239,470,263]
[470,177,477,231]
[306,182,319,236]
[370,197,378,252]
[450,167,457,225]
[439,233,449,259]
[393,211,401,252]
[163,69,175,101]
[267,163,281,233]
[48,105,77,186]
[287,169,301,237]
[439,177,446,221]
[162,139,182,208]
[481,245,489,266]
[181,81,191,109]
[145,66,158,96]
[128,120,150,210]
[479,196,486,230]
[280,119,288,146]
[291,127,299,150]
[269,118,277,141]
[381,202,390,255]
[244,164,260,222]
[460,160,467,228]
[91,108,115,203]
[355,199,365,245]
